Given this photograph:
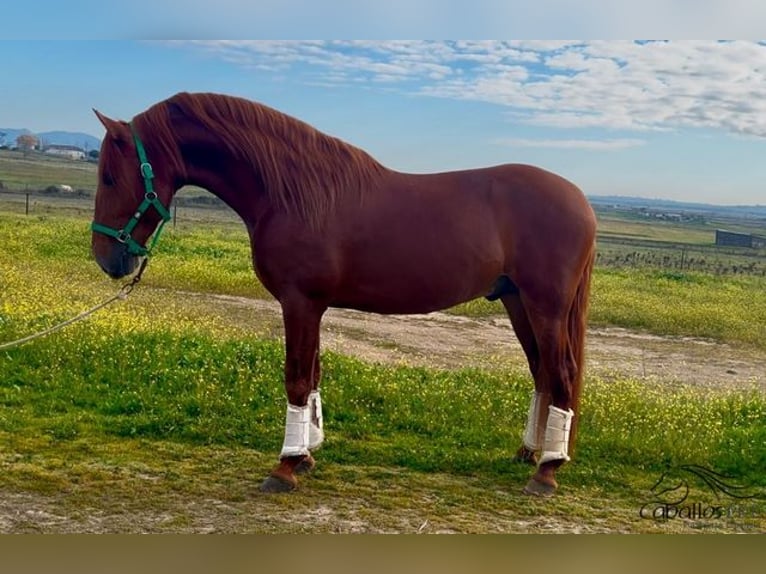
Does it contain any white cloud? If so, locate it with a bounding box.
[167,40,766,138]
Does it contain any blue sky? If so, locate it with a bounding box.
[2,40,766,205]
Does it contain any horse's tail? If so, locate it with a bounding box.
[567,242,595,456]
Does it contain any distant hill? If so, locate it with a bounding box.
[39,131,101,151]
[588,194,766,220]
[0,128,100,151]
[0,128,32,146]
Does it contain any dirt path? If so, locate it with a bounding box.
[193,292,766,393]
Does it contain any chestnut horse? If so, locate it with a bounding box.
[91,92,596,496]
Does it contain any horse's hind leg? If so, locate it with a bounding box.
[501,293,550,466]
[521,313,578,497]
[260,294,326,493]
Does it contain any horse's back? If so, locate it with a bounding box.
[484,163,591,210]
[394,163,592,218]
[396,162,596,255]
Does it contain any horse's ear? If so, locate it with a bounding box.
[93,109,130,143]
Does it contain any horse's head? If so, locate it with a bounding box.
[91,109,174,279]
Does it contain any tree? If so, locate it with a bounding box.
[88,149,99,160]
[16,134,38,156]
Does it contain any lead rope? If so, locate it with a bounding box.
[0,259,148,352]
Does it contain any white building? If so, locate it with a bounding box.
[44,144,86,160]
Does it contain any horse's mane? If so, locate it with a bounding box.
[133,92,385,228]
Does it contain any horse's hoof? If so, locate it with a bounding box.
[260,474,297,493]
[295,454,316,475]
[522,477,557,497]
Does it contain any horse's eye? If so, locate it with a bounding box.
[102,173,115,187]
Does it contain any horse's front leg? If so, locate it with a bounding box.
[296,347,324,472]
[260,295,326,493]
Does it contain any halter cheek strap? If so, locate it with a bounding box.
[91,124,172,257]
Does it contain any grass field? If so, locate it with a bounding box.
[1,209,764,532]
[0,149,97,192]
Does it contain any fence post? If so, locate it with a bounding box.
[25,192,29,215]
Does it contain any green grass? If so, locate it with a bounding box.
[597,213,715,245]
[1,210,765,532]
[0,149,97,191]
[596,210,766,244]
[2,318,763,480]
[590,269,766,347]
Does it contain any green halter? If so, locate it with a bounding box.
[91,124,171,257]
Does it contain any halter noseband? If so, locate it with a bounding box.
[91,124,171,257]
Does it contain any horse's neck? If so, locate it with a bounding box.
[175,132,265,224]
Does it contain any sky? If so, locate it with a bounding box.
[2,39,766,205]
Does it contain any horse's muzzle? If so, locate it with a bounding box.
[93,241,140,279]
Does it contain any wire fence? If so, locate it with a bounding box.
[0,189,241,226]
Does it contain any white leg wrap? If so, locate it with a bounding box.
[308,390,324,450]
[279,403,311,458]
[522,391,544,451]
[539,405,574,465]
